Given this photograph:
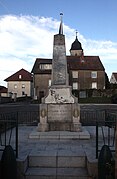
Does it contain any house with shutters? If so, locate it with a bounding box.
[4,68,33,99]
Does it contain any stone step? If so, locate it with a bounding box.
[25,167,89,179]
[29,149,86,168]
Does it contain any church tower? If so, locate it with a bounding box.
[70,31,83,57]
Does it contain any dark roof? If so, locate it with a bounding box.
[32,56,105,74]
[70,37,83,51]
[67,56,105,71]
[113,73,117,81]
[4,69,33,82]
[0,86,7,93]
[31,58,52,74]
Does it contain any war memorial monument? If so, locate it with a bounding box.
[29,14,90,140]
[37,14,82,133]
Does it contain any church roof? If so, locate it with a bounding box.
[4,69,33,82]
[70,36,83,51]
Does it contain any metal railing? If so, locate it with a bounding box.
[0,110,39,158]
[17,111,39,125]
[96,111,116,158]
[0,112,18,158]
[0,109,116,159]
[80,109,105,126]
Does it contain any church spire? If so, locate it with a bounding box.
[59,13,63,35]
[76,30,78,39]
[70,30,83,56]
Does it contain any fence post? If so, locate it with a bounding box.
[16,112,18,158]
[115,118,117,179]
[96,121,98,159]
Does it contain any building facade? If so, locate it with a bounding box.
[0,86,7,97]
[32,34,105,101]
[110,73,117,84]
[5,69,33,99]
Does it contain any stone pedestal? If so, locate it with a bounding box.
[37,103,81,132]
[43,86,77,104]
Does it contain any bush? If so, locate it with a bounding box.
[111,94,117,104]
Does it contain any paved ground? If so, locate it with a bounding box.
[0,125,115,160]
[4,125,113,161]
[0,125,115,179]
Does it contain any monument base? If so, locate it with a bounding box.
[37,103,82,132]
[29,127,90,140]
[37,123,49,132]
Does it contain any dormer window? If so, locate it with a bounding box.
[39,64,52,70]
[19,74,22,79]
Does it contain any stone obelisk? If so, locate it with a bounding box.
[37,14,82,132]
[51,14,68,86]
[44,13,76,104]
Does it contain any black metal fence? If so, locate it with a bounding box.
[80,109,106,126]
[0,112,18,158]
[0,110,39,158]
[0,109,116,158]
[17,111,39,125]
[96,111,116,159]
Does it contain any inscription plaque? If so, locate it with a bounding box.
[48,104,72,122]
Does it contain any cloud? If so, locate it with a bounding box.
[0,15,117,86]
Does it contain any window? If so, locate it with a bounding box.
[40,64,52,70]
[92,82,97,89]
[72,71,78,78]
[14,84,17,89]
[19,74,22,79]
[22,91,25,96]
[22,84,25,88]
[72,82,78,89]
[48,79,51,86]
[91,71,97,78]
[79,91,86,98]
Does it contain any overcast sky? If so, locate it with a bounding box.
[0,0,117,86]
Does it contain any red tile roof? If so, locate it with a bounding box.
[67,56,105,71]
[4,69,33,82]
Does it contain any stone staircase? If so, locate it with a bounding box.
[25,148,90,179]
